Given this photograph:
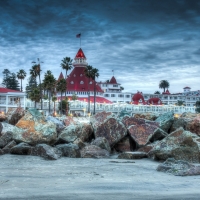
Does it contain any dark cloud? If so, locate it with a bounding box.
[0,0,200,93]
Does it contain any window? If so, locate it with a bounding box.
[125,95,130,98]
[80,81,84,84]
[90,81,92,84]
[104,94,109,97]
[111,94,115,97]
[70,81,74,84]
[118,94,124,98]
[73,74,76,77]
[113,85,118,87]
[80,74,83,76]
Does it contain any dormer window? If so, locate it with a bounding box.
[74,74,76,77]
[90,81,92,84]
[80,74,83,77]
[80,81,84,84]
[71,81,74,84]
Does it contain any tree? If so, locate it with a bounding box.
[26,76,37,98]
[17,69,27,92]
[159,80,169,92]
[43,70,56,114]
[120,86,124,91]
[56,78,67,115]
[30,64,42,110]
[154,91,160,94]
[72,93,78,101]
[84,65,93,114]
[2,69,20,90]
[91,68,99,115]
[195,101,200,113]
[29,87,40,108]
[60,57,73,97]
[52,96,57,116]
[176,100,185,106]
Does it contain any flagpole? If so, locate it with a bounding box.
[80,36,81,47]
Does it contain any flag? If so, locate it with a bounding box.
[76,33,81,38]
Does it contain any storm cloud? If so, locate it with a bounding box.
[0,0,200,93]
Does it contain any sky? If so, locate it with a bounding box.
[0,0,200,94]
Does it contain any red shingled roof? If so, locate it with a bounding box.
[109,76,117,84]
[0,88,22,93]
[75,48,86,59]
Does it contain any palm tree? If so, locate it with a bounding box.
[52,96,57,116]
[56,78,67,115]
[30,64,42,109]
[29,87,40,108]
[84,65,93,114]
[91,68,99,115]
[159,80,169,93]
[43,70,56,115]
[17,69,26,92]
[60,57,73,97]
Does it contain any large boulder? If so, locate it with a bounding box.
[155,112,174,132]
[118,151,148,159]
[128,124,167,147]
[46,116,65,134]
[2,140,17,154]
[56,143,80,158]
[116,110,131,120]
[0,131,13,148]
[63,116,79,126]
[0,112,7,122]
[81,145,110,158]
[94,117,127,147]
[157,158,200,176]
[58,123,93,143]
[90,111,114,132]
[14,108,57,145]
[31,144,62,160]
[91,137,111,152]
[148,127,200,163]
[6,107,25,125]
[123,117,146,128]
[10,142,33,155]
[134,113,160,121]
[171,113,200,136]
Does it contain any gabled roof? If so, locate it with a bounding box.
[75,48,86,59]
[109,76,117,84]
[0,87,22,93]
[58,72,64,81]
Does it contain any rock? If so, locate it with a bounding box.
[14,108,57,145]
[91,137,111,152]
[0,112,7,122]
[137,142,159,153]
[31,144,62,160]
[73,138,86,149]
[128,124,167,147]
[63,116,79,126]
[113,135,136,152]
[123,117,146,128]
[134,113,160,121]
[116,110,131,120]
[121,115,130,126]
[10,142,33,155]
[59,123,93,143]
[0,131,13,148]
[56,143,80,158]
[94,117,127,147]
[148,127,200,163]
[46,116,65,135]
[157,158,200,176]
[0,122,24,137]
[6,107,25,125]
[81,145,110,158]
[2,140,17,154]
[90,111,114,132]
[171,114,200,136]
[155,112,174,132]
[118,151,148,159]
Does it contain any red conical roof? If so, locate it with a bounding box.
[109,76,117,84]
[58,72,64,81]
[75,48,86,59]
